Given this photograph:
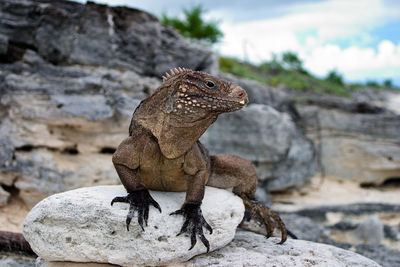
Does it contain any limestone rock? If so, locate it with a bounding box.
[23,186,244,266]
[35,258,114,267]
[0,0,217,76]
[279,214,323,242]
[0,52,151,207]
[0,253,35,267]
[186,230,381,267]
[355,243,400,267]
[34,230,382,267]
[299,105,400,185]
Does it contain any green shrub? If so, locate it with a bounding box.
[281,52,303,71]
[162,5,223,45]
[366,80,379,87]
[218,52,394,97]
[272,72,309,91]
[383,79,392,88]
[325,70,344,85]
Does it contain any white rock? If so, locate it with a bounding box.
[185,230,381,267]
[36,230,381,267]
[23,186,244,266]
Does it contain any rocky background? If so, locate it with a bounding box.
[0,0,399,266]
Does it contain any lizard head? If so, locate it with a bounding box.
[162,68,248,118]
[133,68,248,158]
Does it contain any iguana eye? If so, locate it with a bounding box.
[203,79,219,90]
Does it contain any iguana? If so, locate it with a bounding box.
[111,68,289,252]
[0,68,291,256]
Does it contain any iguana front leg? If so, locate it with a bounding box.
[111,136,161,231]
[170,145,213,252]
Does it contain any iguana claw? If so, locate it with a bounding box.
[170,203,213,252]
[111,189,161,231]
[241,194,288,244]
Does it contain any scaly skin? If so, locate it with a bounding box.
[111,68,288,252]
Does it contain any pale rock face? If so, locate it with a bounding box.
[298,105,400,185]
[186,230,381,267]
[23,186,244,266]
[35,231,381,267]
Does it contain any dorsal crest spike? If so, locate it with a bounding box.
[162,67,192,83]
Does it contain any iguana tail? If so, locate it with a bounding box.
[0,231,36,256]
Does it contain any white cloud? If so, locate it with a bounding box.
[216,0,400,83]
[304,40,400,80]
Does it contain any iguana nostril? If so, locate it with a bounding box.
[230,85,247,100]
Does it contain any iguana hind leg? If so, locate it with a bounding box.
[208,154,288,244]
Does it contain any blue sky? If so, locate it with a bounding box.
[77,0,400,86]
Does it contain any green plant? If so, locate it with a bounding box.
[366,80,379,87]
[218,53,391,97]
[272,72,310,91]
[383,79,392,88]
[162,5,223,44]
[281,52,303,70]
[325,70,344,85]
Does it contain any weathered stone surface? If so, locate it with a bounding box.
[23,186,244,266]
[279,214,323,242]
[221,74,400,187]
[383,224,398,241]
[34,231,382,267]
[186,230,380,267]
[0,49,152,206]
[201,104,316,191]
[273,191,400,267]
[356,243,400,267]
[227,76,400,187]
[36,258,115,267]
[298,104,400,184]
[0,253,35,267]
[0,0,217,76]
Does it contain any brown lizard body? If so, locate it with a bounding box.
[111,68,288,252]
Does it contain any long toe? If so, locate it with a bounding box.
[111,196,128,206]
[188,229,197,251]
[198,229,210,252]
